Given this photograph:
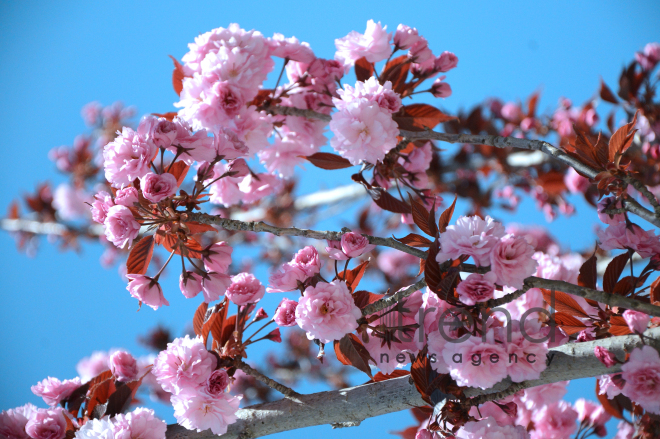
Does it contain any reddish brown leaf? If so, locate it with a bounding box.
[600,80,619,104]
[578,250,598,290]
[392,426,419,439]
[541,289,589,318]
[436,270,459,302]
[368,187,412,214]
[650,276,660,305]
[393,104,456,132]
[193,302,209,338]
[553,312,587,335]
[104,374,145,417]
[169,55,186,96]
[410,346,437,405]
[334,334,374,378]
[354,57,375,82]
[604,253,630,294]
[612,276,635,296]
[301,152,353,170]
[126,235,155,276]
[85,371,116,418]
[536,170,568,196]
[186,221,217,234]
[152,112,178,121]
[353,290,384,310]
[425,240,443,294]
[380,55,410,94]
[609,111,639,161]
[338,260,369,291]
[596,380,624,419]
[8,201,19,219]
[438,195,457,233]
[609,315,632,336]
[526,92,540,118]
[417,258,426,276]
[209,301,228,345]
[369,370,410,383]
[409,195,433,236]
[159,233,203,259]
[168,162,190,187]
[394,233,433,248]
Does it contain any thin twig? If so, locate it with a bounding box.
[234,359,302,401]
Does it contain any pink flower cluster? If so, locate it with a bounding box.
[326,232,375,260]
[73,408,166,439]
[334,20,391,67]
[178,241,235,303]
[436,215,537,289]
[30,377,81,407]
[152,335,241,434]
[596,214,660,258]
[267,246,321,293]
[206,159,280,207]
[456,416,529,439]
[295,280,361,343]
[329,77,401,165]
[620,345,660,414]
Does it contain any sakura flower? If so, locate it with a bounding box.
[597,197,625,225]
[268,33,315,63]
[598,374,624,399]
[620,345,660,414]
[456,272,497,306]
[530,401,577,439]
[291,246,321,277]
[205,369,230,397]
[594,346,618,368]
[25,408,67,439]
[489,234,537,289]
[114,187,139,207]
[171,392,241,435]
[0,404,36,439]
[90,191,114,224]
[430,78,452,98]
[504,321,548,382]
[103,127,158,188]
[152,335,217,396]
[111,408,166,439]
[456,417,529,439]
[109,350,139,382]
[435,51,459,72]
[139,173,178,203]
[126,275,169,310]
[267,263,306,293]
[203,241,233,274]
[622,309,650,334]
[441,330,508,389]
[201,272,231,303]
[73,418,115,439]
[295,280,361,343]
[393,24,421,50]
[179,271,202,299]
[435,215,505,266]
[326,232,375,260]
[137,116,177,149]
[564,167,590,194]
[104,205,140,249]
[30,377,81,407]
[225,273,265,305]
[573,398,611,433]
[597,222,660,257]
[334,20,392,66]
[274,298,298,327]
[53,183,91,221]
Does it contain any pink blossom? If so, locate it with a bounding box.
[530,401,577,439]
[490,234,538,289]
[74,418,114,439]
[274,298,298,327]
[225,273,265,305]
[329,98,401,165]
[377,250,419,279]
[53,184,91,221]
[112,408,166,439]
[597,197,625,225]
[408,38,433,64]
[31,377,81,407]
[594,346,618,368]
[179,272,202,299]
[109,350,139,382]
[203,241,233,273]
[137,116,177,149]
[435,51,458,72]
[503,321,548,382]
[402,142,433,174]
[213,128,249,161]
[258,135,316,179]
[436,215,505,266]
[456,272,497,306]
[104,205,140,249]
[456,417,529,439]
[564,168,590,194]
[267,263,306,293]
[237,172,280,204]
[25,408,66,439]
[623,309,650,333]
[334,20,392,66]
[126,275,169,310]
[171,120,216,163]
[620,345,660,414]
[613,421,634,439]
[201,272,231,303]
[441,330,508,389]
[597,222,660,257]
[205,369,229,397]
[326,232,375,260]
[0,404,36,439]
[431,78,452,98]
[598,374,624,399]
[291,246,321,277]
[114,187,139,207]
[254,308,268,321]
[393,24,421,50]
[103,127,158,188]
[152,335,217,396]
[76,352,110,383]
[364,328,417,375]
[81,101,102,126]
[268,33,315,63]
[636,42,660,70]
[265,327,282,342]
[90,191,114,224]
[139,173,178,203]
[171,392,240,435]
[573,398,611,430]
[295,280,361,343]
[335,77,402,114]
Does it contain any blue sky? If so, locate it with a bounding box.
[1,1,658,438]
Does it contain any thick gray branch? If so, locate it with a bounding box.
[166,328,660,439]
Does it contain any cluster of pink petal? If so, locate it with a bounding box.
[273,298,298,327]
[597,221,660,258]
[206,159,280,207]
[109,408,167,439]
[108,350,139,382]
[456,272,497,305]
[53,183,91,221]
[436,215,505,266]
[126,274,169,310]
[620,345,660,414]
[24,408,67,439]
[326,232,375,260]
[267,246,321,293]
[551,97,599,138]
[30,377,81,407]
[456,416,530,439]
[0,403,37,439]
[530,401,578,439]
[225,273,265,305]
[295,280,361,343]
[334,20,391,67]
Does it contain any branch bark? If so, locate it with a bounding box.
[165,328,660,439]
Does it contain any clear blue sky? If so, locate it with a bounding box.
[1,1,658,438]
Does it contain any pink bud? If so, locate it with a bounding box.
[274,298,298,327]
[393,24,421,50]
[140,172,178,203]
[109,350,139,382]
[265,328,282,343]
[594,346,618,368]
[126,275,169,310]
[435,51,458,72]
[114,187,139,207]
[225,273,265,305]
[431,78,452,98]
[179,271,202,299]
[622,309,650,334]
[205,369,229,397]
[340,232,375,258]
[254,308,269,321]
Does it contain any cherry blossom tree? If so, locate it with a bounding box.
[2,20,660,439]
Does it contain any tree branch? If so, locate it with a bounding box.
[233,360,301,402]
[165,328,660,439]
